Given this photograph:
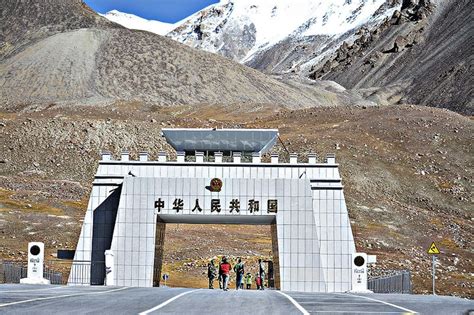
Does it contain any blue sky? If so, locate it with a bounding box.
[85,0,219,23]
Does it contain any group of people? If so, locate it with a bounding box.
[207,257,267,291]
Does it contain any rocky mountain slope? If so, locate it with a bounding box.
[310,0,473,114]
[123,0,472,114]
[0,0,367,111]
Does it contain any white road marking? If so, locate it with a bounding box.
[0,287,128,308]
[345,294,418,314]
[3,286,63,293]
[138,289,198,315]
[311,312,406,314]
[299,301,379,305]
[277,291,310,315]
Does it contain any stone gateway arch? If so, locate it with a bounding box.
[71,129,356,292]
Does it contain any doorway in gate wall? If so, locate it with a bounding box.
[153,221,279,290]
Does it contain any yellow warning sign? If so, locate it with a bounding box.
[427,242,440,254]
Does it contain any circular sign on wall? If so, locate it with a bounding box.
[30,245,41,256]
[354,256,365,267]
[210,178,223,192]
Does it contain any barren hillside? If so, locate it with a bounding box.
[158,0,473,115]
[0,0,368,111]
[310,0,473,114]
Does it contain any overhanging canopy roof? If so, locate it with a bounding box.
[161,128,279,154]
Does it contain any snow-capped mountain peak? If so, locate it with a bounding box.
[167,0,400,65]
[101,1,401,75]
[101,10,176,35]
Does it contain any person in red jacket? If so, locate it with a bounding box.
[219,256,232,291]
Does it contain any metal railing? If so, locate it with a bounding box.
[368,271,412,294]
[0,260,105,285]
[67,260,105,285]
[0,261,64,284]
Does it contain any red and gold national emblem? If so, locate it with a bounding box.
[210,178,223,192]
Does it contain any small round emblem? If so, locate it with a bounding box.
[210,178,223,192]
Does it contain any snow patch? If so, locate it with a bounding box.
[101,10,177,35]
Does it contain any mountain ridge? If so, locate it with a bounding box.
[310,0,473,114]
[0,0,371,111]
[104,0,473,114]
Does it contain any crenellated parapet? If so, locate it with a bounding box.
[100,150,337,165]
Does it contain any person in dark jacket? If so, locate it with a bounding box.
[207,259,217,289]
[219,256,232,291]
[233,258,245,290]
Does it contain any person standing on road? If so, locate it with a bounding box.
[218,257,224,289]
[255,272,261,290]
[219,256,232,291]
[245,272,252,289]
[239,262,245,289]
[258,259,266,290]
[207,259,217,289]
[233,258,245,290]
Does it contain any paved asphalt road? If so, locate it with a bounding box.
[0,284,473,315]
